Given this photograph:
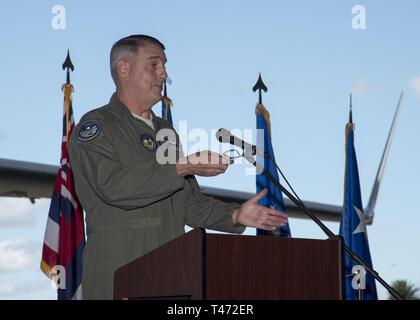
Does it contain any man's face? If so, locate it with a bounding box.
[124,43,168,108]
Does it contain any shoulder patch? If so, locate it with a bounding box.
[77,119,102,142]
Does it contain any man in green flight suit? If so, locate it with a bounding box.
[68,34,288,299]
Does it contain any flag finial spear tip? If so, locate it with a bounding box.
[62,50,74,71]
[252,73,268,104]
[62,50,74,84]
[349,93,353,123]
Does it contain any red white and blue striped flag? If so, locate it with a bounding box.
[40,82,85,300]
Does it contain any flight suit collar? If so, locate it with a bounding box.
[108,93,163,132]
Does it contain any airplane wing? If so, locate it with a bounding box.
[0,158,58,202]
[0,158,342,222]
[200,186,341,222]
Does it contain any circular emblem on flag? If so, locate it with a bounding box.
[78,119,102,142]
[140,133,157,151]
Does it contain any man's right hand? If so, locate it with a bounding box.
[176,150,232,177]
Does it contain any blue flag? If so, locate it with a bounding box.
[162,95,173,125]
[339,115,378,300]
[256,103,291,237]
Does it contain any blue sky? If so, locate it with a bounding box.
[0,0,419,299]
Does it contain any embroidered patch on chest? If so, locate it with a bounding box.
[139,133,157,151]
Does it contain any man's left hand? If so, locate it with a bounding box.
[232,188,288,230]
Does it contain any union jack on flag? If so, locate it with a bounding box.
[40,82,85,300]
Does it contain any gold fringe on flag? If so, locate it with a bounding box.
[255,103,272,137]
[40,259,59,280]
[162,96,173,121]
[62,83,74,143]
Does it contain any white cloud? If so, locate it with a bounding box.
[409,76,420,98]
[0,197,36,227]
[351,79,373,96]
[0,239,39,272]
[0,280,52,298]
[0,282,15,295]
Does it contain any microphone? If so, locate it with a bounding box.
[215,128,266,157]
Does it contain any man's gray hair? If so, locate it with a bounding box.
[110,35,165,85]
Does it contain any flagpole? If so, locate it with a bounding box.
[62,50,74,142]
[247,75,400,300]
[242,153,402,299]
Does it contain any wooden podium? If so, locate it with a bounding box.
[114,228,343,300]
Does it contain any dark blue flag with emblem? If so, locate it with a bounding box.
[161,81,173,125]
[339,100,378,300]
[254,74,291,237]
